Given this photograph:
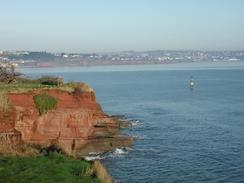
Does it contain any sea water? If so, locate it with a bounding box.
[21,62,244,183]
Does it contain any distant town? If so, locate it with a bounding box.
[0,50,243,68]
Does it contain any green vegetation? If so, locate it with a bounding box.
[0,82,74,93]
[0,76,73,93]
[33,93,57,115]
[16,76,64,86]
[37,76,64,86]
[0,152,101,183]
[0,76,96,95]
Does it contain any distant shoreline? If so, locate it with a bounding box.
[17,61,244,74]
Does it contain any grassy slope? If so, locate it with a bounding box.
[0,76,77,93]
[0,152,101,183]
[0,82,74,93]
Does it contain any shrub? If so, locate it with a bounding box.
[38,76,64,86]
[33,93,57,115]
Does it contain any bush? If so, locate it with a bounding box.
[38,76,64,86]
[33,93,57,115]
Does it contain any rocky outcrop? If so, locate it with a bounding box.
[0,84,132,156]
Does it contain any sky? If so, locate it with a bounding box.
[0,0,244,52]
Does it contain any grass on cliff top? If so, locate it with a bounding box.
[0,76,75,93]
[0,152,101,183]
[0,76,94,94]
[0,76,94,112]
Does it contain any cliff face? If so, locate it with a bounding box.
[0,86,132,156]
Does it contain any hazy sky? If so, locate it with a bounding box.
[0,0,244,52]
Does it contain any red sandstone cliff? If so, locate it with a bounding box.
[0,85,132,156]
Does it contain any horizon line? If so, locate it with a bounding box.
[1,49,244,54]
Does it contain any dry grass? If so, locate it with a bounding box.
[0,143,39,156]
[84,165,96,177]
[92,160,117,183]
[0,82,75,93]
[0,92,11,112]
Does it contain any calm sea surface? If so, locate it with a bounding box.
[21,62,244,183]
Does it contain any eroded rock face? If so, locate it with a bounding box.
[0,110,21,144]
[0,87,132,155]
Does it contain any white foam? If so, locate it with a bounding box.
[84,147,133,160]
[124,119,143,127]
[84,155,104,161]
[108,147,133,158]
[88,152,100,155]
[131,120,140,126]
[114,148,128,155]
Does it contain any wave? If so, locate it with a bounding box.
[84,147,133,161]
[84,152,105,161]
[84,155,104,161]
[130,120,143,127]
[114,148,128,155]
[108,147,133,158]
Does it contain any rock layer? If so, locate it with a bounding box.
[0,86,132,155]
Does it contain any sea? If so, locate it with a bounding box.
[20,61,244,183]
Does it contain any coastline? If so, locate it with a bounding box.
[17,61,244,73]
